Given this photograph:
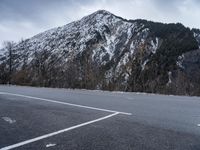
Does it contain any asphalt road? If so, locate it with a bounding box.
[0,85,200,150]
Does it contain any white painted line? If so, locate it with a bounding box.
[0,112,119,150]
[1,117,16,124]
[46,143,56,148]
[198,124,200,127]
[0,92,131,115]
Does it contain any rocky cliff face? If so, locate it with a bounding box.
[0,10,199,95]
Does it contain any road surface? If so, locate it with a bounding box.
[0,85,200,150]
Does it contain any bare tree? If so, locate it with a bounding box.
[3,41,15,84]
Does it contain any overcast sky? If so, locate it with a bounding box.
[0,0,199,48]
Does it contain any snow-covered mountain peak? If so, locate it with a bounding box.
[88,9,113,17]
[17,9,142,65]
[76,9,122,28]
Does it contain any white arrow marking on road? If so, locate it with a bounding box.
[46,143,56,148]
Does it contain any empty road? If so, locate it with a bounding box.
[0,85,200,150]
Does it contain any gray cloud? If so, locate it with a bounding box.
[0,0,75,24]
[0,0,199,47]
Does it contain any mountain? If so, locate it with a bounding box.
[0,10,200,95]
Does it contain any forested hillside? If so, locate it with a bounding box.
[0,10,200,95]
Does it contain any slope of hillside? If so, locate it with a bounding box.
[0,10,199,95]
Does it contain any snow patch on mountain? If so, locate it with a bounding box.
[141,59,149,70]
[176,55,185,69]
[151,38,159,54]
